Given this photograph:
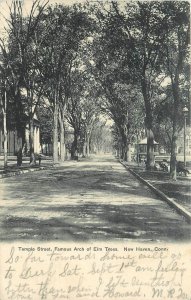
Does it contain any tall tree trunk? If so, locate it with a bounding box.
[119,145,122,159]
[120,145,124,160]
[121,131,131,162]
[15,89,24,141]
[13,88,25,155]
[123,146,127,161]
[141,77,155,170]
[3,87,8,168]
[122,143,131,162]
[83,142,87,157]
[170,81,179,180]
[86,134,90,157]
[59,109,65,162]
[53,90,59,164]
[170,131,177,180]
[29,119,36,165]
[83,130,91,158]
[127,143,131,162]
[26,86,36,165]
[146,129,154,169]
[71,130,78,159]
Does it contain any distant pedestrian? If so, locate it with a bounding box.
[17,148,22,167]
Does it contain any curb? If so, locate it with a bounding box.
[120,161,191,224]
[0,166,47,179]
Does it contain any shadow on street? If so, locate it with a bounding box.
[0,155,190,242]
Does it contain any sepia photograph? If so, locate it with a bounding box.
[0,0,190,299]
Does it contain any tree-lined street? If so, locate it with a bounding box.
[0,0,190,180]
[0,155,190,241]
[0,3,190,299]
[0,0,190,245]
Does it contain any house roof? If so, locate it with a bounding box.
[138,138,159,145]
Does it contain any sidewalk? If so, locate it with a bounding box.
[0,155,53,178]
[121,160,191,221]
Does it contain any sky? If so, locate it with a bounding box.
[0,0,89,15]
[0,0,91,34]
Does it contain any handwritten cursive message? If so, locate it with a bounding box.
[0,243,191,300]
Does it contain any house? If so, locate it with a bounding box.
[136,138,159,162]
[0,115,40,156]
[176,126,191,156]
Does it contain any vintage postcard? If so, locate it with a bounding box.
[0,0,190,299]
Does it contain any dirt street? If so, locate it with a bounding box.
[0,155,190,241]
